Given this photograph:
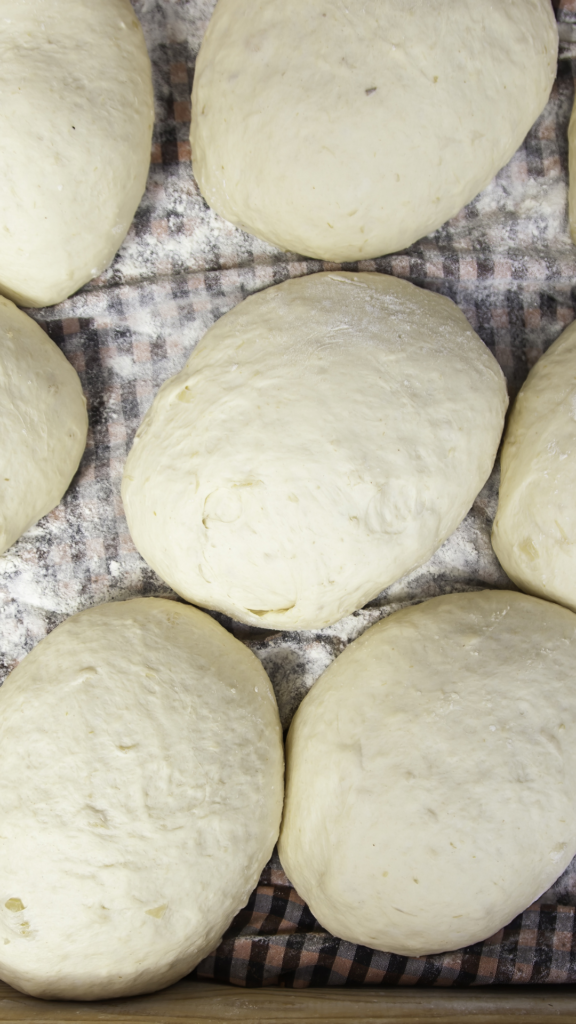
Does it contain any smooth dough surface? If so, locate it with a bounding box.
[0,598,283,1000]
[493,322,576,611]
[278,590,576,957]
[0,0,154,308]
[191,0,557,262]
[122,272,508,631]
[0,295,87,555]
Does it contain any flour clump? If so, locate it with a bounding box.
[279,590,576,956]
[122,272,508,630]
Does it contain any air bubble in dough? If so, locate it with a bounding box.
[492,320,576,612]
[0,295,87,555]
[191,0,557,262]
[122,271,508,630]
[279,590,576,957]
[0,598,284,1000]
[0,0,154,308]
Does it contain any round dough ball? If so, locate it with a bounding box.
[122,272,508,631]
[278,590,576,957]
[190,0,557,262]
[0,295,87,556]
[0,598,283,1000]
[0,0,154,308]
[493,323,576,612]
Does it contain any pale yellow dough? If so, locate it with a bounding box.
[122,272,508,631]
[0,598,284,1000]
[191,0,557,262]
[279,590,576,957]
[0,0,154,308]
[0,295,87,555]
[493,322,576,612]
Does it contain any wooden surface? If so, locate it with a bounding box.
[0,980,575,1024]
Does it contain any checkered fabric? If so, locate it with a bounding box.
[1,0,576,989]
[194,852,576,987]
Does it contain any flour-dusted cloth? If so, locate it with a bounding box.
[1,0,576,989]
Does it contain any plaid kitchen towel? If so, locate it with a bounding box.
[193,851,576,987]
[1,0,576,988]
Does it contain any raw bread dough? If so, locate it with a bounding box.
[278,590,576,957]
[122,272,508,631]
[191,0,557,262]
[492,322,576,611]
[0,295,87,556]
[0,0,154,308]
[0,598,283,1000]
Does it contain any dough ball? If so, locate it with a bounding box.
[278,590,576,957]
[493,323,576,611]
[191,0,557,262]
[0,598,283,1000]
[122,272,508,630]
[0,0,154,308]
[0,296,87,556]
